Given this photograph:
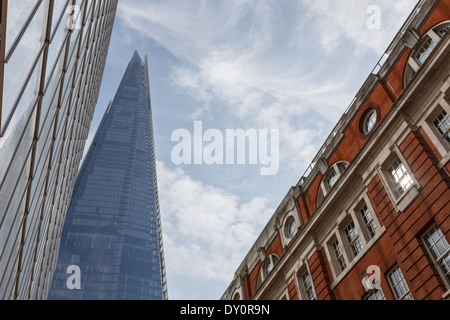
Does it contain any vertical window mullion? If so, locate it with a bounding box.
[423,225,450,286]
[388,266,413,300]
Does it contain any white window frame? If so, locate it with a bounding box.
[286,216,297,239]
[278,195,303,248]
[300,269,316,300]
[358,203,379,239]
[363,109,378,135]
[324,193,386,288]
[326,236,348,278]
[387,158,414,195]
[404,21,450,87]
[387,265,414,300]
[318,161,349,207]
[265,259,274,275]
[422,224,450,289]
[259,254,279,283]
[416,36,438,65]
[294,259,318,301]
[343,220,364,258]
[280,211,301,246]
[326,167,338,190]
[351,194,385,245]
[432,109,450,144]
[419,97,450,165]
[376,144,420,212]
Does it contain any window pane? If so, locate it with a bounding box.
[2,2,45,131]
[332,240,346,272]
[388,158,413,195]
[327,169,338,189]
[439,26,449,37]
[388,266,413,300]
[364,110,377,134]
[433,110,450,143]
[416,37,437,64]
[302,271,315,300]
[360,205,378,238]
[345,221,364,257]
[287,219,296,238]
[51,0,70,36]
[266,262,273,275]
[5,0,40,53]
[424,226,450,283]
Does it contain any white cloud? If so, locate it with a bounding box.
[119,0,407,172]
[157,161,274,291]
[301,0,419,54]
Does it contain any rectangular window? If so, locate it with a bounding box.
[332,240,347,273]
[364,289,386,300]
[388,266,413,300]
[301,271,316,300]
[377,145,420,212]
[360,205,378,239]
[433,110,450,144]
[388,158,413,196]
[344,221,364,257]
[423,225,450,286]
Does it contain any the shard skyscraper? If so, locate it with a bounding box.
[48,51,167,300]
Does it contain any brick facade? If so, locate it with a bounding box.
[223,0,450,301]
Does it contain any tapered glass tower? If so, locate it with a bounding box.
[48,51,167,300]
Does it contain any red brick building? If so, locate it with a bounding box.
[222,0,450,301]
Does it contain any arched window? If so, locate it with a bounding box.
[404,21,450,87]
[256,254,280,290]
[317,161,350,207]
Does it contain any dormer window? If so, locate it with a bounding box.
[404,21,450,87]
[317,161,350,207]
[416,37,437,64]
[257,254,280,289]
[326,168,338,189]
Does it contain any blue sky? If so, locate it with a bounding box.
[88,0,419,300]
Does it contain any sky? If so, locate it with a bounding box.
[88,0,419,300]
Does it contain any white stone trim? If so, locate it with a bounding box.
[376,144,421,212]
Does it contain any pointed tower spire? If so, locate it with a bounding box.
[132,49,141,61]
[48,50,168,300]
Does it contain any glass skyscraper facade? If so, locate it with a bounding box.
[0,1,118,299]
[48,51,168,300]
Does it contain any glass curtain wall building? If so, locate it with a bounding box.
[48,51,168,300]
[0,0,118,300]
